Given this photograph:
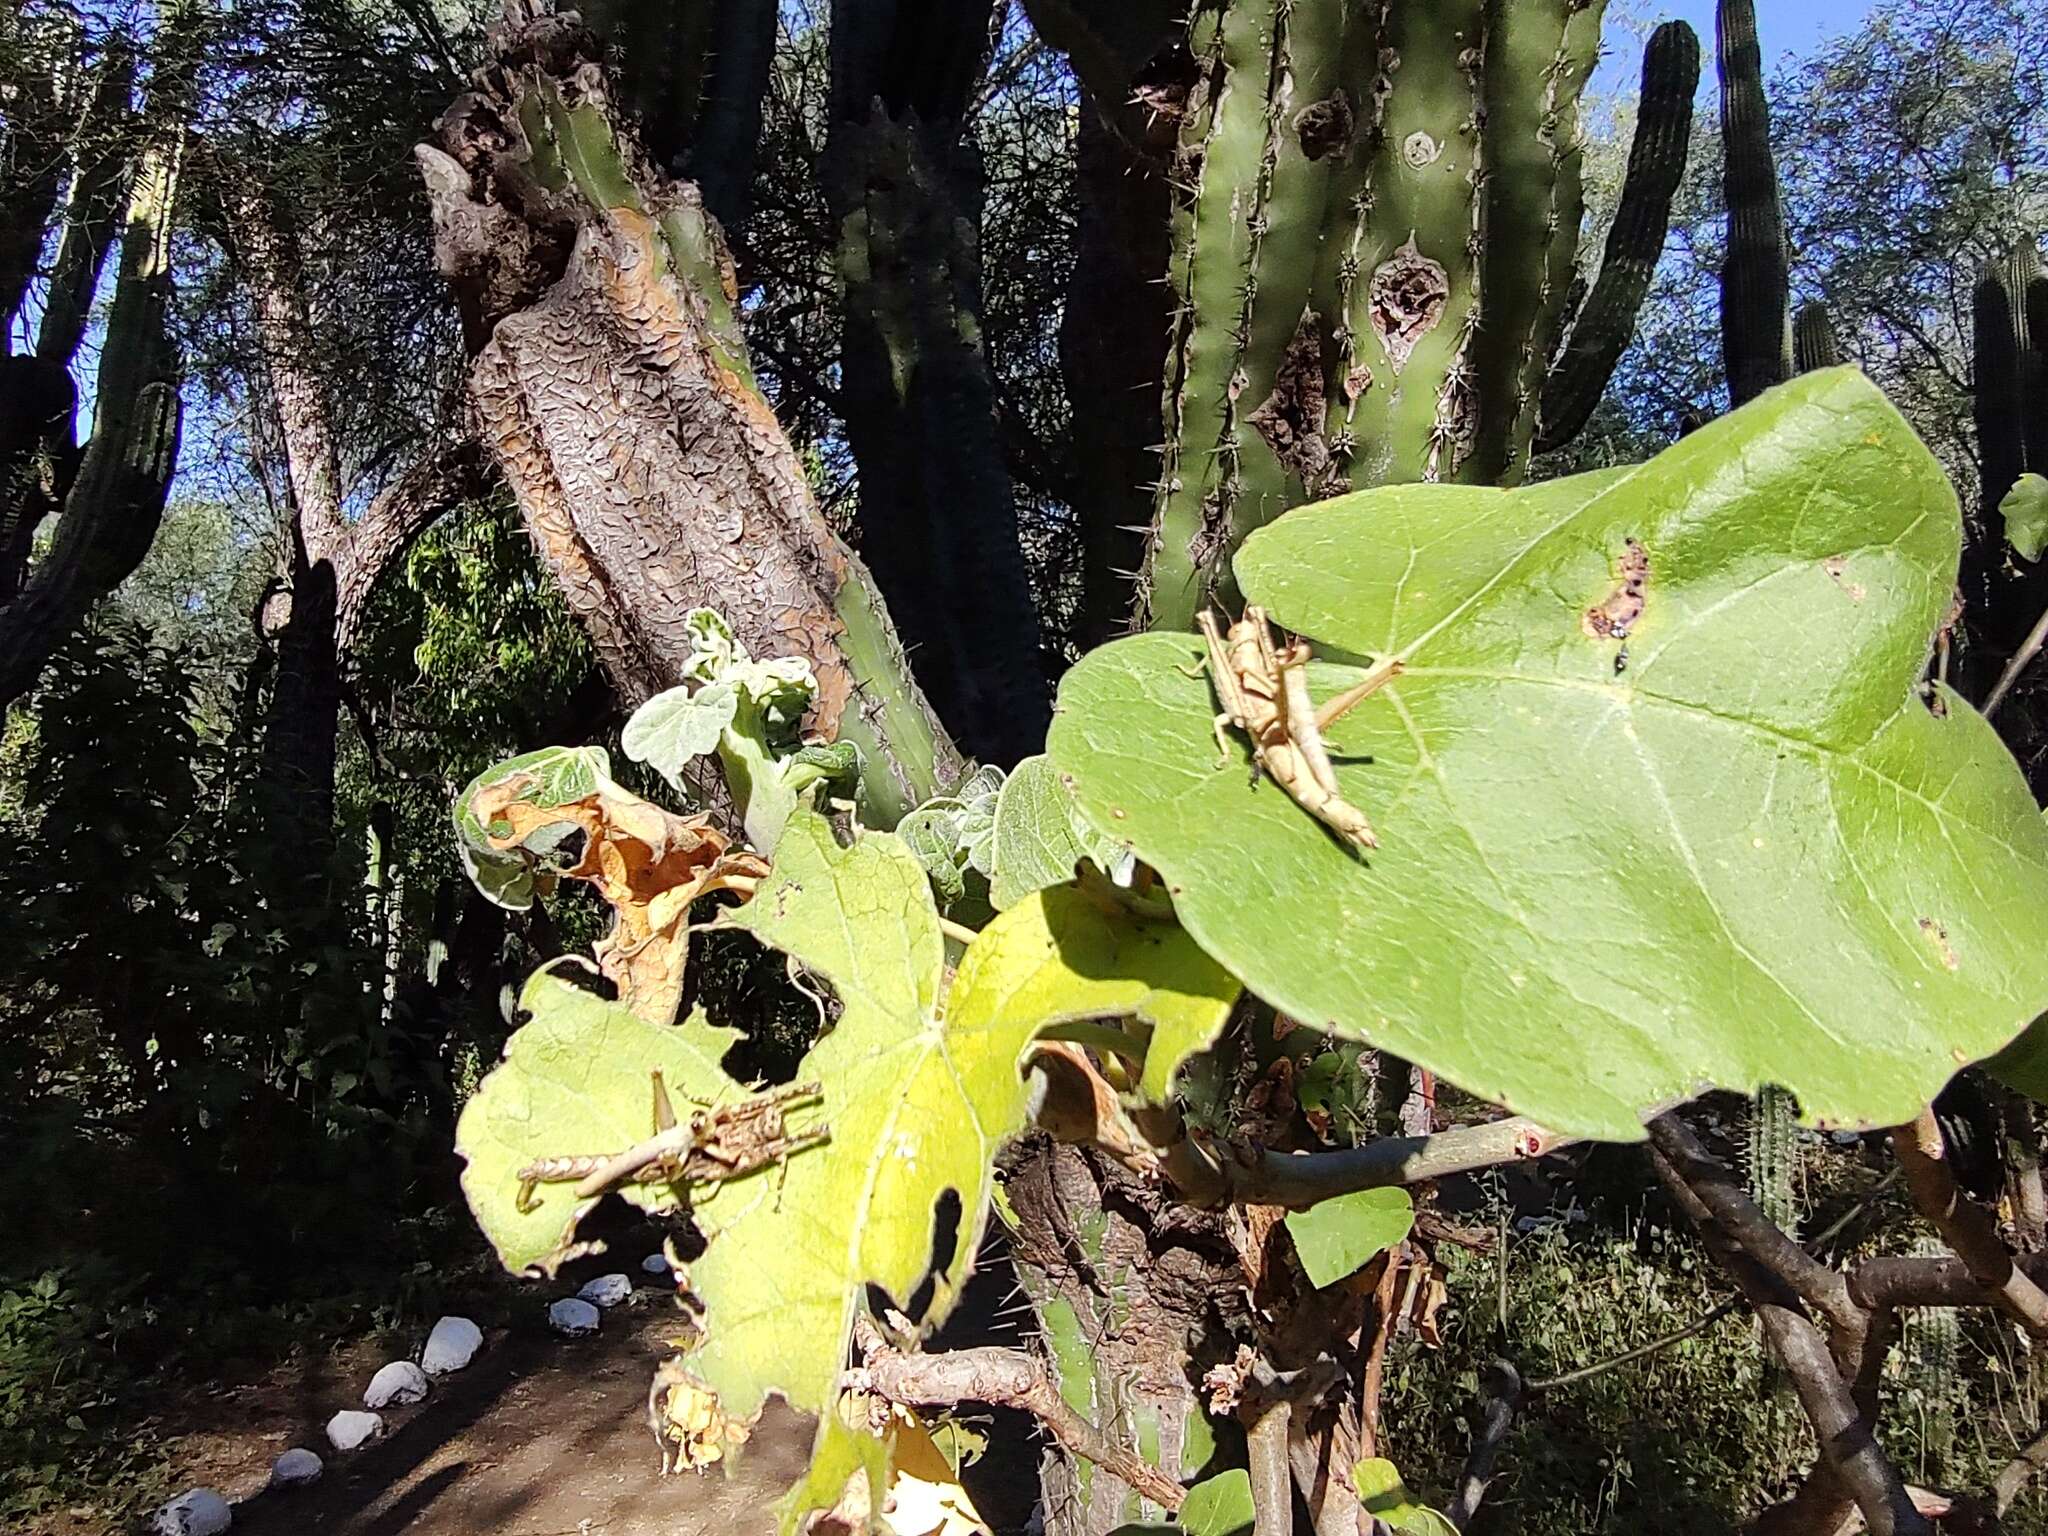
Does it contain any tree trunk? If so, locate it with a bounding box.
[823,0,1049,765]
[417,5,963,821]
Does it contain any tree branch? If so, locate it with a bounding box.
[1246,1399,1292,1536]
[1218,1114,1582,1209]
[1650,1139,1928,1536]
[1994,1422,2048,1516]
[849,1329,1185,1513]
[1891,1107,2048,1339]
[1447,1361,1523,1531]
[1647,1114,1860,1333]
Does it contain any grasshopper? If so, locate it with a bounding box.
[515,1072,827,1213]
[1193,606,1400,852]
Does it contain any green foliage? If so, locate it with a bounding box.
[1352,1458,1457,1535]
[989,753,1126,910]
[1052,371,2048,1139]
[0,1272,168,1522]
[2004,473,2048,562]
[1284,1187,1415,1289]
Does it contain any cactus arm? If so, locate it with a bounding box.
[36,41,135,369]
[1147,0,1352,630]
[0,137,182,710]
[1971,249,2040,522]
[1792,302,1841,373]
[1464,0,1605,483]
[1716,0,1791,406]
[1534,20,1698,456]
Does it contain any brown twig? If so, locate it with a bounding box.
[1222,1114,1581,1208]
[849,1327,1185,1512]
[1525,1299,1742,1392]
[1993,1421,2048,1516]
[1891,1107,2048,1339]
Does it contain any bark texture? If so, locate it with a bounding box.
[824,0,1049,765]
[418,8,963,824]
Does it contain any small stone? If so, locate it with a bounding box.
[326,1409,385,1452]
[641,1252,671,1277]
[365,1359,430,1409]
[421,1315,483,1376]
[577,1272,633,1308]
[152,1489,231,1536]
[269,1448,323,1488]
[549,1297,602,1336]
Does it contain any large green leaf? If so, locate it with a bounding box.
[454,969,741,1275]
[2002,473,2048,563]
[1049,370,2048,1140]
[679,814,1078,1519]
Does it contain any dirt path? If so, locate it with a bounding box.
[208,1305,811,1536]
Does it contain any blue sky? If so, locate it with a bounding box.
[1594,0,1886,94]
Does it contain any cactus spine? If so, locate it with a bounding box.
[1716,0,1792,406]
[1145,0,1698,629]
[1793,301,1841,373]
[1537,21,1700,453]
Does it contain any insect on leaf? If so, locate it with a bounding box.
[1051,369,2048,1140]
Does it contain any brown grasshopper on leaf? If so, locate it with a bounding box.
[515,1072,827,1213]
[1193,606,1401,852]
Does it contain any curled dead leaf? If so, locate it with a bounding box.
[475,774,769,1024]
[649,1358,757,1473]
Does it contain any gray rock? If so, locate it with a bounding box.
[152,1489,231,1536]
[420,1315,483,1376]
[269,1448,323,1488]
[548,1296,602,1336]
[326,1409,385,1452]
[577,1272,633,1308]
[364,1359,430,1409]
[641,1251,672,1277]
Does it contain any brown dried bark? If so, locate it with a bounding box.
[417,9,960,821]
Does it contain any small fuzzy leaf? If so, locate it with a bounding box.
[1285,1189,1416,1289]
[2002,473,2048,562]
[621,680,738,788]
[990,755,1124,910]
[454,970,741,1275]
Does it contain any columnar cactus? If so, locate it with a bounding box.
[1537,20,1701,455]
[1716,0,1792,407]
[1793,301,1841,373]
[1744,1084,1800,1240]
[1144,0,1697,628]
[1972,243,2046,522]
